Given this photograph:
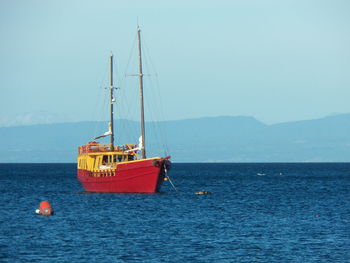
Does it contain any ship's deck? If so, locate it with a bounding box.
[78,142,137,155]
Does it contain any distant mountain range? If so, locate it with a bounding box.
[1,114,350,163]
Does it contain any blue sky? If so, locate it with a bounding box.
[1,0,349,126]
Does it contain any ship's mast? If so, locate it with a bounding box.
[109,53,115,150]
[137,27,146,159]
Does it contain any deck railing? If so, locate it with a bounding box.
[78,142,137,154]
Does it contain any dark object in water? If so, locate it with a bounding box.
[195,191,212,195]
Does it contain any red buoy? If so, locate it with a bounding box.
[38,201,54,216]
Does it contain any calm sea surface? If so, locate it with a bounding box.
[0,163,349,262]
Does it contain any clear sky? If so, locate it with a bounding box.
[1,0,350,126]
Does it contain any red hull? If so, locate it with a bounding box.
[77,158,168,193]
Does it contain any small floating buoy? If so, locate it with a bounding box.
[36,201,54,216]
[164,177,168,181]
[195,191,212,195]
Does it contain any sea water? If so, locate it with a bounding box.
[0,163,349,262]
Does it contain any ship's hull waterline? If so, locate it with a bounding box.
[77,157,169,193]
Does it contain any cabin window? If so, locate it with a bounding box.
[128,155,134,161]
[102,155,108,164]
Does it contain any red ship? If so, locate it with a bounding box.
[77,27,171,193]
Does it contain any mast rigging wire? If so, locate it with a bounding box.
[92,60,109,140]
[142,35,170,155]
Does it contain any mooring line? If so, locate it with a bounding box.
[164,164,178,192]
